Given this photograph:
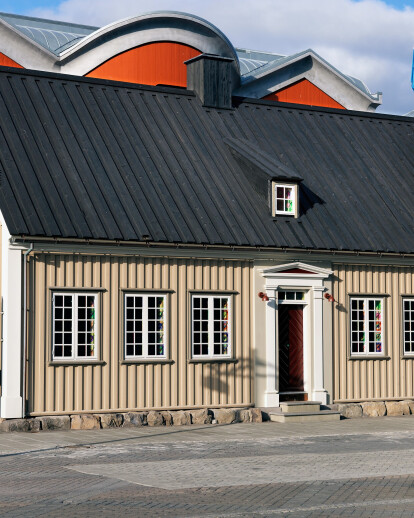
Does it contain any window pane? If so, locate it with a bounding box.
[125,295,143,357]
[403,299,414,353]
[77,295,96,358]
[53,294,73,358]
[350,298,383,355]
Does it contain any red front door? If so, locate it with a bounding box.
[278,305,304,392]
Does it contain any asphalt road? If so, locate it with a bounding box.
[1,417,414,517]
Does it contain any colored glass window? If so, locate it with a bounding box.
[275,184,296,216]
[350,297,384,355]
[192,295,231,358]
[125,294,166,358]
[403,298,414,355]
[53,293,97,360]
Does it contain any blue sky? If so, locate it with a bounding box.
[3,0,414,17]
[0,0,413,114]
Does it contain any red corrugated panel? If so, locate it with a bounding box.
[0,52,23,68]
[263,78,345,109]
[86,42,200,87]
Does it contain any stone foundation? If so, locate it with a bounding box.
[334,400,414,418]
[0,407,262,433]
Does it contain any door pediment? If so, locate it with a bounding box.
[261,262,332,279]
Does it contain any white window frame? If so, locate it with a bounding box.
[191,294,232,359]
[350,297,385,356]
[52,292,99,361]
[274,183,297,217]
[403,297,414,356]
[124,293,167,360]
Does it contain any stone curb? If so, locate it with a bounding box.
[0,407,262,432]
[333,400,414,418]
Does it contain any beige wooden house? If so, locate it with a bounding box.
[0,15,412,420]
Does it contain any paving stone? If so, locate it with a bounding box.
[98,413,124,428]
[338,403,363,419]
[71,414,101,430]
[147,411,164,426]
[190,409,212,425]
[39,415,70,430]
[171,410,191,426]
[123,412,147,427]
[386,401,407,416]
[362,401,386,417]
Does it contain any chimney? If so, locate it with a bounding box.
[185,54,236,109]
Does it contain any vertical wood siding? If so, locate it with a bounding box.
[333,263,414,402]
[27,253,253,414]
[263,79,345,109]
[86,42,200,87]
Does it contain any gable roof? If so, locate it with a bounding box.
[0,67,412,254]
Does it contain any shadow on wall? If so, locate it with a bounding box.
[201,355,269,403]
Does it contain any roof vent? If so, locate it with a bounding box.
[185,54,235,109]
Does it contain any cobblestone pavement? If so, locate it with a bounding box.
[1,417,414,517]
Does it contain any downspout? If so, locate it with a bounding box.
[22,243,33,417]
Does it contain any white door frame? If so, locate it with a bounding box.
[260,262,332,407]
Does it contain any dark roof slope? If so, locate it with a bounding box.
[0,67,412,253]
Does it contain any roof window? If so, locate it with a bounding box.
[274,183,298,217]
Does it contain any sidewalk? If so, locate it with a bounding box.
[2,416,414,517]
[1,415,414,456]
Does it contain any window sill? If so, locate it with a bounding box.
[188,358,238,364]
[401,356,414,360]
[347,356,390,361]
[120,359,175,365]
[48,360,106,366]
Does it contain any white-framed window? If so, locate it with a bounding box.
[278,290,305,302]
[350,297,384,355]
[191,295,231,358]
[275,183,296,216]
[124,293,167,359]
[403,298,414,355]
[52,293,98,360]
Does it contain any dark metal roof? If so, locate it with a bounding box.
[0,67,413,254]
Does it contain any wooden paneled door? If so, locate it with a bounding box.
[278,304,304,392]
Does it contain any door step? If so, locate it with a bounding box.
[279,392,308,402]
[269,409,341,423]
[280,401,321,413]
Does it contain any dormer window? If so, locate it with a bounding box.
[274,183,298,217]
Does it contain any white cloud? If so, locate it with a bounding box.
[29,0,414,114]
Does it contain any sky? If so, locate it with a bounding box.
[1,0,414,115]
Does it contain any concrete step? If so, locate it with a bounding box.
[269,409,341,423]
[280,401,322,414]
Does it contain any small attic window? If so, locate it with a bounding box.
[274,183,298,217]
